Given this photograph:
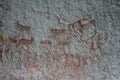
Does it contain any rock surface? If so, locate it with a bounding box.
[0,0,120,80]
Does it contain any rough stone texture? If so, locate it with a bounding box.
[0,0,120,80]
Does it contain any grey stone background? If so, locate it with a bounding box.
[0,0,120,80]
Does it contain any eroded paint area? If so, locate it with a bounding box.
[0,18,113,80]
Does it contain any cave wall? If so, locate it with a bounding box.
[0,0,120,80]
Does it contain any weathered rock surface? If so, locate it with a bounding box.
[0,0,120,80]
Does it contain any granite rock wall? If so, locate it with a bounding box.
[0,0,120,80]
